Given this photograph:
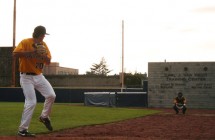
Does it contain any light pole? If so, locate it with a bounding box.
[12,0,16,86]
[121,20,124,92]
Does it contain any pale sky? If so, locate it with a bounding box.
[1,0,215,75]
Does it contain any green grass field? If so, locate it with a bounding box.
[0,102,160,136]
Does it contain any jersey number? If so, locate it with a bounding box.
[36,63,44,69]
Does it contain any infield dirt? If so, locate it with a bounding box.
[1,108,215,140]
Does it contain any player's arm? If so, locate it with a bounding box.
[183,98,186,105]
[42,43,51,65]
[173,98,178,105]
[13,50,36,58]
[13,41,36,58]
[43,56,51,65]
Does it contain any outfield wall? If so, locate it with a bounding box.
[0,88,146,107]
[148,62,215,109]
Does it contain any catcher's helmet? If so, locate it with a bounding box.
[178,92,183,98]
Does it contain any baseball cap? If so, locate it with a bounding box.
[33,25,50,36]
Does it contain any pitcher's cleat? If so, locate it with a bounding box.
[17,130,35,137]
[39,116,53,131]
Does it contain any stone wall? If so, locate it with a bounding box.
[148,62,215,109]
[45,75,120,88]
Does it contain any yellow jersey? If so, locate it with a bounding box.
[13,38,51,75]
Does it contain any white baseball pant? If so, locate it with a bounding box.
[18,73,56,131]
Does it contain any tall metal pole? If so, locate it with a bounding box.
[121,20,124,92]
[12,0,16,86]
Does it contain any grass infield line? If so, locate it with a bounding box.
[0,102,160,136]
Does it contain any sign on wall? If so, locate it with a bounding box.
[148,62,215,109]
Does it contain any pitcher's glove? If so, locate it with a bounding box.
[34,43,47,56]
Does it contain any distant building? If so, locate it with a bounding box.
[43,62,78,75]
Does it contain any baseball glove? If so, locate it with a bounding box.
[34,43,47,56]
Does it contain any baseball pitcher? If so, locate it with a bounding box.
[13,25,56,137]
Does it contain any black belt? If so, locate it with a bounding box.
[21,72,37,75]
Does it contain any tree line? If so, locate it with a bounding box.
[86,57,147,88]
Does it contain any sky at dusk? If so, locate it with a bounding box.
[1,0,215,75]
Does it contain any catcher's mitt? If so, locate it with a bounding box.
[34,43,47,56]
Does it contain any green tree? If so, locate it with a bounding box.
[124,72,147,88]
[86,57,112,76]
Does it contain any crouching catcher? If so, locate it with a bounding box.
[173,92,187,114]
